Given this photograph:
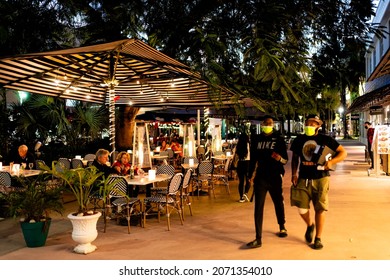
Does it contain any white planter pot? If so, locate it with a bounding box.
[67,212,102,254]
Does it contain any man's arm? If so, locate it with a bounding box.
[291,153,299,186]
[325,144,347,170]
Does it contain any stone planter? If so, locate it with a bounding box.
[67,212,101,254]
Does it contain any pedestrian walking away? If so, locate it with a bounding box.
[246,115,289,249]
[364,121,375,170]
[232,133,251,203]
[290,115,347,250]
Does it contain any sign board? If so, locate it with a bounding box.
[370,106,384,115]
[374,125,390,154]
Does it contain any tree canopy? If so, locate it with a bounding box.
[0,0,379,118]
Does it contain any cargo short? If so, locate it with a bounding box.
[290,176,330,211]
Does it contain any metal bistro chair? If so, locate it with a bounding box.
[193,161,215,198]
[71,158,84,169]
[55,158,71,173]
[0,171,13,194]
[180,168,194,219]
[212,156,231,196]
[84,153,96,161]
[152,164,175,194]
[143,173,184,231]
[103,176,142,234]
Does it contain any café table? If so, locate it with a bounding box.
[151,154,168,165]
[124,174,171,186]
[181,163,199,170]
[124,173,171,196]
[1,165,42,177]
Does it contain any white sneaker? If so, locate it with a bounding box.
[238,198,245,203]
[243,193,250,202]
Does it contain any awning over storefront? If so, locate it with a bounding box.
[347,84,390,114]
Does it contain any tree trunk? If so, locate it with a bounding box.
[116,106,140,150]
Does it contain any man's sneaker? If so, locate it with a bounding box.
[277,229,288,238]
[246,239,262,248]
[238,198,245,203]
[243,193,250,202]
[313,237,323,250]
[305,223,315,243]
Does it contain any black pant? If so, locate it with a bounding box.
[368,142,374,168]
[253,174,286,240]
[237,160,251,198]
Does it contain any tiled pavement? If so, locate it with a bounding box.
[1,139,390,260]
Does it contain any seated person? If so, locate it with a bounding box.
[13,144,35,169]
[112,151,132,176]
[160,140,170,151]
[170,138,183,157]
[92,149,113,178]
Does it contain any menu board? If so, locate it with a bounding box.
[375,125,390,154]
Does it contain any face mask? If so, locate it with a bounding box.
[304,126,316,136]
[364,126,368,129]
[261,126,273,134]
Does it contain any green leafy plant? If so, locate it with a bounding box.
[0,172,64,223]
[40,161,117,216]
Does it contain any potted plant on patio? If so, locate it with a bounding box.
[0,172,64,248]
[41,161,115,254]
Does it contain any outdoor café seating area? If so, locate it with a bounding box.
[0,140,236,233]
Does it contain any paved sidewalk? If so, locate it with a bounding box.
[1,139,390,260]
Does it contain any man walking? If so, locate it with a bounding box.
[290,115,347,249]
[246,115,288,249]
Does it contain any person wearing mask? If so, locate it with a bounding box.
[233,133,251,203]
[246,115,289,249]
[364,121,375,170]
[290,115,347,250]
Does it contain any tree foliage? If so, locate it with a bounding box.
[0,0,380,120]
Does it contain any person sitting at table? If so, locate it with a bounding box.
[161,140,170,151]
[112,151,132,176]
[13,144,35,169]
[92,149,113,178]
[170,138,183,157]
[112,151,141,197]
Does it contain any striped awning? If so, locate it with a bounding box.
[0,38,235,107]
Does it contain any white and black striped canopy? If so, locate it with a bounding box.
[0,38,235,107]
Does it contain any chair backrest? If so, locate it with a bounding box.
[84,153,96,161]
[107,176,128,198]
[56,158,71,172]
[224,157,232,172]
[35,159,47,170]
[183,156,199,164]
[167,173,183,194]
[71,158,84,169]
[167,149,174,158]
[182,168,193,190]
[197,146,205,155]
[0,171,12,188]
[156,164,175,177]
[160,151,169,157]
[197,161,214,175]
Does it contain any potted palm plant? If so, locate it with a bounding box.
[41,161,119,254]
[0,172,64,248]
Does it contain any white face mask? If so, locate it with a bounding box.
[304,126,316,136]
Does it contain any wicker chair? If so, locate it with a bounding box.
[180,168,194,219]
[103,176,142,234]
[143,173,184,230]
